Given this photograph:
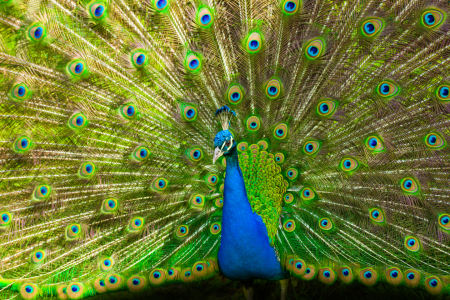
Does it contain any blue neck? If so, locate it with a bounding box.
[217,147,286,281]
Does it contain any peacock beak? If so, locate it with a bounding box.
[213,147,224,164]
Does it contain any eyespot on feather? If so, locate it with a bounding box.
[185,53,202,73]
[66,282,84,299]
[400,177,419,194]
[33,184,51,201]
[338,266,354,283]
[13,136,33,154]
[257,140,269,150]
[66,59,87,77]
[185,147,203,162]
[318,268,336,284]
[197,7,213,28]
[176,225,189,238]
[190,194,205,209]
[181,268,195,283]
[153,0,169,12]
[421,9,445,29]
[9,83,32,101]
[27,23,46,42]
[66,223,81,240]
[68,112,88,130]
[273,123,288,139]
[304,38,325,59]
[359,268,377,286]
[404,269,421,287]
[274,153,285,164]
[0,211,12,227]
[131,49,148,68]
[425,276,443,295]
[303,140,320,155]
[376,80,399,98]
[210,222,221,235]
[30,249,46,264]
[283,193,294,204]
[167,267,179,281]
[128,217,144,231]
[265,79,282,99]
[21,283,38,300]
[152,177,168,191]
[245,31,263,53]
[291,258,306,277]
[283,219,296,232]
[385,267,403,286]
[438,213,450,230]
[78,162,96,179]
[281,0,300,15]
[214,198,223,208]
[227,85,244,104]
[285,168,299,181]
[132,146,150,162]
[88,1,107,20]
[99,257,114,272]
[105,274,123,290]
[205,174,218,186]
[339,158,359,173]
[300,187,316,201]
[119,102,139,120]
[404,236,421,252]
[237,141,248,152]
[246,116,261,131]
[192,261,209,278]
[149,269,167,285]
[93,278,107,293]
[301,265,316,280]
[424,132,445,149]
[180,103,198,122]
[369,208,385,224]
[361,18,384,37]
[436,84,450,101]
[56,285,68,300]
[127,275,146,292]
[316,100,337,117]
[364,136,384,152]
[102,198,119,213]
[318,218,333,231]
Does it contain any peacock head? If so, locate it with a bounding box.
[213,106,237,164]
[213,130,236,164]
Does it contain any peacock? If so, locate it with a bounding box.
[1,0,450,299]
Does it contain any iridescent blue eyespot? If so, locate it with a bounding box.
[308,46,318,56]
[364,271,372,278]
[285,1,296,12]
[429,279,438,287]
[364,22,375,34]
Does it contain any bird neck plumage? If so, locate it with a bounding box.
[223,147,252,213]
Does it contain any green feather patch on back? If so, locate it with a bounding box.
[238,143,287,241]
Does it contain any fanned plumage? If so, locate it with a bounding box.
[1,0,450,298]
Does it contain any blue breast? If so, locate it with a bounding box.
[217,149,287,281]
